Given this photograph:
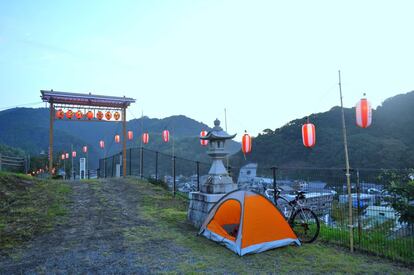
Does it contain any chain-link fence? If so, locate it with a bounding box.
[99,149,413,264]
[98,147,211,197]
[236,164,413,264]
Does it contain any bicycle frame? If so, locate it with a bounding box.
[265,189,307,221]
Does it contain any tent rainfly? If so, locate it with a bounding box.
[199,190,300,256]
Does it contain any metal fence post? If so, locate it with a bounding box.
[271,167,278,205]
[104,158,107,178]
[356,169,362,245]
[196,161,200,191]
[173,156,176,197]
[140,147,144,179]
[155,151,159,180]
[112,155,115,177]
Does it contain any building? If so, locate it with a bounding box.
[339,193,376,207]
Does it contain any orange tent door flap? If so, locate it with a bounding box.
[241,194,298,249]
[207,199,241,241]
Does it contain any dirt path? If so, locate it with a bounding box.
[0,179,151,273]
[0,178,412,274]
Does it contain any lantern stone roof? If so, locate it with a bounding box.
[40,90,136,108]
[201,119,236,140]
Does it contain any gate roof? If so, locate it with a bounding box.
[40,90,135,108]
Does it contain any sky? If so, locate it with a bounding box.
[0,0,413,140]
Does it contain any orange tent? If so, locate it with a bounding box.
[199,190,300,256]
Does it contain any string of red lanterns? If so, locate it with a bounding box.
[55,109,124,121]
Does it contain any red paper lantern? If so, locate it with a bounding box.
[75,110,83,120]
[72,151,77,158]
[105,111,112,120]
[82,146,88,153]
[56,109,64,119]
[114,111,120,120]
[96,111,104,120]
[356,98,372,128]
[115,135,120,143]
[302,123,316,148]
[86,111,94,120]
[242,132,252,154]
[128,131,133,140]
[99,140,105,149]
[66,110,73,119]
[65,153,69,159]
[200,130,208,146]
[142,132,149,144]
[162,130,169,143]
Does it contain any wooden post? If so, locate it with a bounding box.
[49,102,54,175]
[338,70,354,252]
[122,107,127,177]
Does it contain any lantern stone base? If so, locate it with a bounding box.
[187,192,226,229]
[200,175,238,194]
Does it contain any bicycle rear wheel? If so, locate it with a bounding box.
[289,208,320,243]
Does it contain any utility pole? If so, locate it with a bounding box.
[338,70,354,252]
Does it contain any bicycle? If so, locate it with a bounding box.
[265,187,320,243]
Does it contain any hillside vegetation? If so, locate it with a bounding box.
[231,91,414,169]
[0,173,70,251]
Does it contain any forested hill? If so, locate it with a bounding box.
[0,109,239,168]
[231,91,414,169]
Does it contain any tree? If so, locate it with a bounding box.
[379,170,414,224]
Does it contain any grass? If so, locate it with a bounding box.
[0,172,71,251]
[123,178,412,273]
[319,224,414,265]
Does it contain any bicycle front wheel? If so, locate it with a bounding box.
[290,208,320,243]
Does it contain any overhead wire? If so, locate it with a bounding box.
[0,101,44,111]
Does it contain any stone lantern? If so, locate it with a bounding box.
[188,119,238,228]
